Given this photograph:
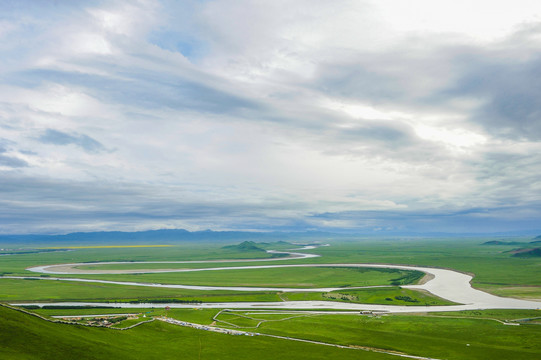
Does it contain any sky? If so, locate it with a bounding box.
[1,0,541,235]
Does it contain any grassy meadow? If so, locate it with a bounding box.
[3,305,540,360]
[282,286,456,306]
[0,306,393,360]
[1,237,540,359]
[250,311,541,360]
[1,237,540,301]
[306,238,541,299]
[59,266,423,288]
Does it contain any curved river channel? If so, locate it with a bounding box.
[10,245,541,313]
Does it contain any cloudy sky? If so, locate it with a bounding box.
[1,0,541,235]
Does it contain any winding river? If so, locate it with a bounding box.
[8,245,541,313]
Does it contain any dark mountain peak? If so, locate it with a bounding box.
[510,247,541,258]
[222,241,265,252]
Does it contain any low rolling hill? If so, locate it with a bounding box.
[0,305,385,360]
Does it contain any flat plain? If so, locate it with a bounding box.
[1,237,540,359]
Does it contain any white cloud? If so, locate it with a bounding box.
[374,0,541,42]
[414,125,487,150]
[0,0,540,233]
[322,98,409,121]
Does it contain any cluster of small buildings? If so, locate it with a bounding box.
[157,316,256,336]
[56,313,139,327]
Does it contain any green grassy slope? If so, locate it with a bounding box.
[0,306,393,360]
[255,312,541,360]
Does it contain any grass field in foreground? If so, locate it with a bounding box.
[0,306,394,360]
[10,305,540,360]
[2,238,540,360]
[253,312,541,360]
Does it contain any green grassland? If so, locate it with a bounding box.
[3,238,538,284]
[282,286,456,306]
[0,244,283,276]
[6,304,539,360]
[476,284,541,300]
[109,317,146,328]
[62,266,422,288]
[1,237,540,301]
[0,278,283,302]
[304,238,541,299]
[0,277,451,306]
[0,235,541,360]
[429,309,541,323]
[0,306,393,360]
[2,237,540,360]
[252,312,541,360]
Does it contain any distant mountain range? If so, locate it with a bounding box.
[0,229,334,246]
[1,228,540,246]
[482,237,541,246]
[481,238,541,258]
[482,240,525,245]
